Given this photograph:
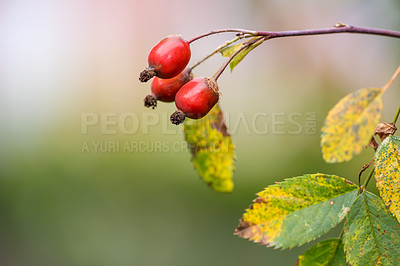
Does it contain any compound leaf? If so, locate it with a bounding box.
[184,104,235,193]
[343,191,400,265]
[321,87,383,163]
[375,135,400,222]
[221,37,264,72]
[297,239,346,266]
[235,174,358,249]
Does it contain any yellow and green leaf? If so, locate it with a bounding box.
[343,191,400,265]
[220,37,264,72]
[375,135,400,222]
[321,87,383,163]
[184,104,235,193]
[220,43,242,58]
[297,239,346,266]
[235,174,358,249]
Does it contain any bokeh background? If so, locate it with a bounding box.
[2,0,400,265]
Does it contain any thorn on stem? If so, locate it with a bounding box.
[334,22,347,28]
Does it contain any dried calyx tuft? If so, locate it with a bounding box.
[144,95,157,109]
[170,110,186,125]
[139,68,157,82]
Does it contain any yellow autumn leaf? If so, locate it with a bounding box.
[235,174,358,249]
[184,104,235,193]
[375,135,400,222]
[321,87,383,163]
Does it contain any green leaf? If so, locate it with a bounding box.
[321,87,383,163]
[220,43,242,57]
[375,135,400,222]
[234,174,358,249]
[220,37,264,72]
[297,239,347,266]
[343,191,400,265]
[184,104,235,193]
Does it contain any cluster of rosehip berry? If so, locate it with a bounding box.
[139,36,220,125]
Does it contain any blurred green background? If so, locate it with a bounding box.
[2,0,400,265]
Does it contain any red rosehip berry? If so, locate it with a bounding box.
[153,68,193,102]
[170,77,219,125]
[144,68,193,109]
[139,36,191,82]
